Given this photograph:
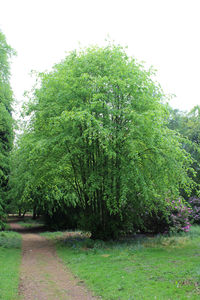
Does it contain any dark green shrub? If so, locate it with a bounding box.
[188,197,200,224]
[44,206,80,230]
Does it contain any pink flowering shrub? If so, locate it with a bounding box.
[141,198,192,234]
[188,197,200,224]
[169,198,192,233]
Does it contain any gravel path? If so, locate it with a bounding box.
[10,221,97,300]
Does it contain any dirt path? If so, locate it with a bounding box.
[10,221,98,300]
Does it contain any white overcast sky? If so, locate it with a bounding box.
[0,0,200,113]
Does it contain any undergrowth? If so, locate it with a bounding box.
[0,231,21,248]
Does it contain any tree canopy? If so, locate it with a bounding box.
[10,44,195,238]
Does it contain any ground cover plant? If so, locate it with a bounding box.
[42,226,200,299]
[0,231,21,300]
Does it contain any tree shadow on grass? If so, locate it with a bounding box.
[7,216,48,234]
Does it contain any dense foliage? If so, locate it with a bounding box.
[10,45,195,238]
[168,106,200,193]
[169,199,192,233]
[189,197,200,224]
[0,30,14,229]
[166,106,200,230]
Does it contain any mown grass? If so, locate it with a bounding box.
[42,226,200,299]
[0,231,21,300]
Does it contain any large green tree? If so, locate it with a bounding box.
[12,44,194,238]
[0,30,14,229]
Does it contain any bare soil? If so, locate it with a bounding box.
[9,220,98,300]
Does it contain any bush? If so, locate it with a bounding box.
[169,198,192,233]
[78,211,127,240]
[0,207,7,230]
[140,209,170,234]
[188,196,200,224]
[142,198,192,234]
[44,206,80,230]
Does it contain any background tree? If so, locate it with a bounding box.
[11,44,195,238]
[0,30,14,229]
[168,106,200,196]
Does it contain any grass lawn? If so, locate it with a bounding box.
[43,226,200,299]
[18,217,44,229]
[0,231,21,300]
